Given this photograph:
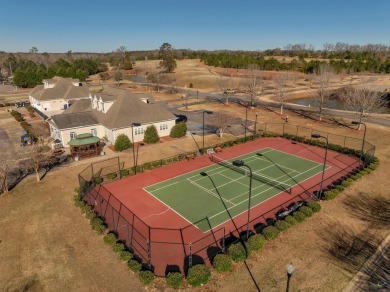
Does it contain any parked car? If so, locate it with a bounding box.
[174,114,187,124]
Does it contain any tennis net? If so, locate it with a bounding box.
[210,154,291,193]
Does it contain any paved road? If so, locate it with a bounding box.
[155,84,390,128]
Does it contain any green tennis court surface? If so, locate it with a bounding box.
[144,148,328,232]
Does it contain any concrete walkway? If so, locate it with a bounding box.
[343,233,390,291]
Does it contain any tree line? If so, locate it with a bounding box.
[3,56,107,88]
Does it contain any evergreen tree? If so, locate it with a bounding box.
[114,134,132,151]
[170,122,187,138]
[143,125,159,144]
[159,43,177,73]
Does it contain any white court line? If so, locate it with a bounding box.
[148,180,180,192]
[143,189,195,226]
[209,162,323,220]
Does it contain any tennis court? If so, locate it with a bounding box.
[144,147,328,232]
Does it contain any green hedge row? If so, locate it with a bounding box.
[322,158,379,201]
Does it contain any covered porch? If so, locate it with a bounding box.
[68,133,103,159]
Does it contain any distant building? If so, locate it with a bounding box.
[29,76,90,116]
[47,87,176,148]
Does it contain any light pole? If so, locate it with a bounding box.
[232,160,253,240]
[311,134,328,199]
[131,122,141,174]
[286,263,295,292]
[244,106,248,141]
[254,112,258,139]
[202,110,213,154]
[351,121,367,161]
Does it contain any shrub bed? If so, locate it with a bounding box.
[262,226,280,240]
[106,172,117,180]
[139,270,154,285]
[90,217,107,235]
[247,234,267,251]
[187,264,211,287]
[103,232,118,246]
[120,250,133,262]
[166,272,184,289]
[292,211,306,222]
[113,242,125,253]
[285,215,298,226]
[307,201,321,212]
[299,206,314,217]
[228,242,247,262]
[213,254,232,273]
[128,259,142,272]
[275,220,290,231]
[120,169,129,177]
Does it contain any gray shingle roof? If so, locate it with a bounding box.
[51,112,99,130]
[29,77,89,101]
[53,87,175,130]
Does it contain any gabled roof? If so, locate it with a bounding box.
[50,112,99,130]
[29,76,89,101]
[53,87,175,130]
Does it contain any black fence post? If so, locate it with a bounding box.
[147,239,151,269]
[189,243,192,268]
[222,227,226,253]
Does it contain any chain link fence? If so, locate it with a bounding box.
[78,123,375,276]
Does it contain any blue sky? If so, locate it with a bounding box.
[0,0,389,53]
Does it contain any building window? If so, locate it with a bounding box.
[134,127,144,135]
[160,123,168,131]
[91,128,97,136]
[70,132,76,140]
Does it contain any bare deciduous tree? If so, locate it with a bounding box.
[341,83,386,129]
[311,64,335,121]
[244,64,265,107]
[217,73,234,105]
[273,72,292,114]
[0,151,14,194]
[147,68,162,92]
[208,112,237,138]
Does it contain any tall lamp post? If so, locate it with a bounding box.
[232,160,253,240]
[286,263,295,292]
[244,106,248,141]
[202,110,213,154]
[254,113,258,139]
[351,121,367,162]
[311,134,328,199]
[131,122,141,174]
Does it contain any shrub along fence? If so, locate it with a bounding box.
[78,123,375,276]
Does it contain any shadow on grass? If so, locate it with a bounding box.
[317,219,381,276]
[342,192,390,229]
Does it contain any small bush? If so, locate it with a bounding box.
[307,201,321,212]
[275,220,290,231]
[73,194,85,208]
[120,250,133,262]
[170,122,187,138]
[90,217,107,235]
[341,178,354,187]
[94,177,103,184]
[103,232,118,246]
[324,190,338,200]
[143,125,160,144]
[262,226,280,240]
[114,133,132,151]
[335,185,346,192]
[139,270,154,285]
[292,211,306,222]
[113,243,125,253]
[106,172,117,180]
[120,169,129,177]
[228,242,247,262]
[285,215,298,226]
[187,264,211,287]
[213,254,232,273]
[299,206,314,217]
[247,234,266,251]
[128,259,142,272]
[166,272,183,289]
